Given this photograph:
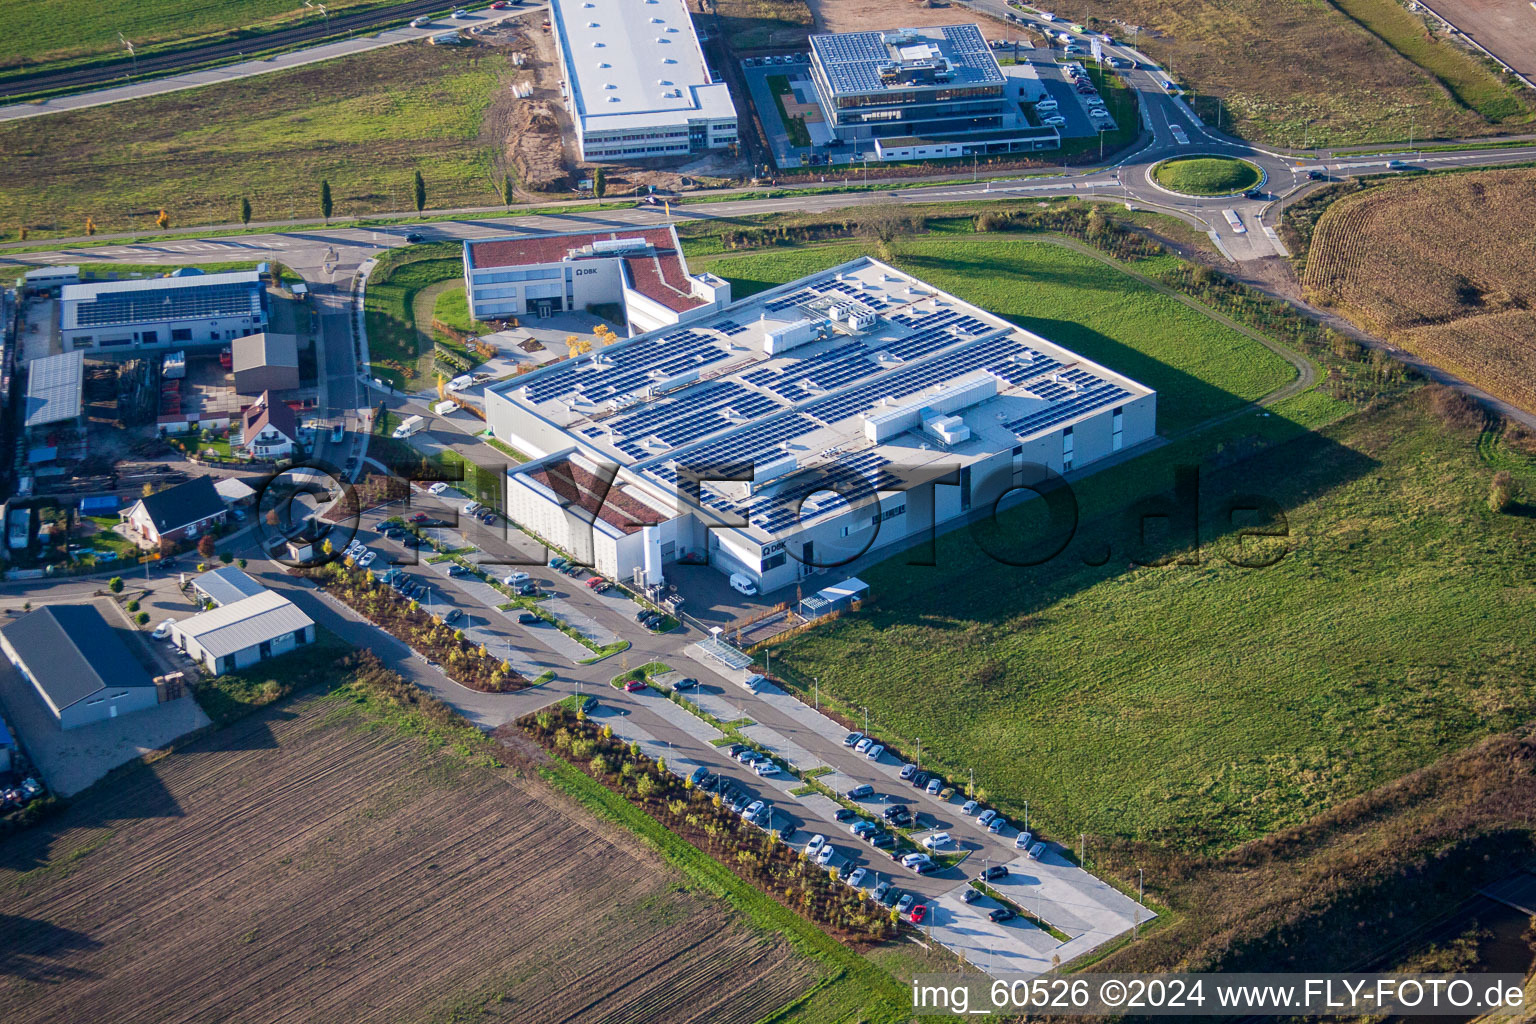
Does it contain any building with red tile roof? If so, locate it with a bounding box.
[462,226,730,335]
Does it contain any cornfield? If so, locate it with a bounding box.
[1303,168,1536,410]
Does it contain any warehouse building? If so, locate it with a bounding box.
[0,604,160,730]
[463,227,731,334]
[231,332,300,394]
[190,566,267,608]
[22,350,84,431]
[59,271,268,352]
[550,0,737,162]
[807,24,1058,159]
[171,589,315,675]
[484,257,1155,593]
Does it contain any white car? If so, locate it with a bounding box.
[451,8,470,18]
[805,834,827,858]
[151,619,175,640]
[410,16,432,28]
[961,800,979,816]
[865,743,884,760]
[901,852,932,870]
[815,844,836,867]
[854,737,872,754]
[754,761,780,777]
[921,832,951,849]
[428,482,449,495]
[502,571,530,586]
[463,501,481,515]
[977,809,998,827]
[846,867,867,888]
[1043,115,1068,127]
[987,816,1007,834]
[729,572,757,596]
[1015,831,1034,850]
[357,550,376,568]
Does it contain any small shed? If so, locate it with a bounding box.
[798,576,869,619]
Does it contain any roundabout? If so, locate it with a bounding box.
[1148,155,1267,197]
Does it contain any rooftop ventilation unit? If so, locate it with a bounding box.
[749,452,798,495]
[762,318,825,356]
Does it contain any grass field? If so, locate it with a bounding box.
[0,0,392,76]
[695,236,1297,434]
[1153,156,1262,196]
[0,666,825,1023]
[768,74,813,148]
[362,244,464,388]
[1083,0,1533,144]
[0,42,508,240]
[707,0,814,50]
[1302,167,1536,411]
[766,386,1536,853]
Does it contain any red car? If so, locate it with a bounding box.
[584,576,607,589]
[408,513,427,523]
[491,0,510,6]
[623,679,646,693]
[908,904,927,925]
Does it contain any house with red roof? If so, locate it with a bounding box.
[237,391,300,459]
[462,226,731,335]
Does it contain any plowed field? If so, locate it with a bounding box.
[0,696,816,1024]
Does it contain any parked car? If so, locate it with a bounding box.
[805,834,826,858]
[443,608,463,625]
[743,800,765,820]
[672,677,699,691]
[754,761,781,777]
[847,784,873,800]
[925,778,943,795]
[846,867,867,888]
[901,853,932,871]
[462,502,481,515]
[1015,831,1034,850]
[427,482,449,495]
[579,696,597,713]
[851,820,877,837]
[987,817,1007,834]
[908,904,928,924]
[735,749,761,764]
[447,565,472,577]
[873,880,894,905]
[451,8,470,18]
[895,893,916,915]
[357,551,376,568]
[978,864,1009,882]
[833,807,855,822]
[1043,115,1068,127]
[1028,842,1047,860]
[921,832,951,849]
[518,612,539,625]
[854,738,872,754]
[977,809,998,827]
[151,619,175,640]
[502,571,530,586]
[870,832,896,849]
[898,764,917,780]
[842,732,863,747]
[410,16,432,28]
[728,572,757,595]
[911,772,930,790]
[989,907,1016,923]
[408,513,427,523]
[479,510,496,524]
[961,886,980,904]
[584,576,608,590]
[419,518,450,528]
[961,799,979,816]
[623,679,646,693]
[517,583,539,596]
[866,744,884,760]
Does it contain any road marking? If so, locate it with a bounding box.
[1221,209,1246,233]
[1170,125,1189,145]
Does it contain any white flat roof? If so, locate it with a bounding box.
[491,257,1153,543]
[551,0,736,134]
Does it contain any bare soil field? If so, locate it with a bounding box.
[1422,0,1536,80]
[1075,0,1529,144]
[698,0,816,50]
[805,0,1017,41]
[1302,167,1536,412]
[0,696,817,1024]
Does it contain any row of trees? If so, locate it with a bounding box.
[522,706,898,940]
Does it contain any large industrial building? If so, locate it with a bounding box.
[484,257,1155,594]
[59,270,268,352]
[806,24,1058,160]
[463,227,731,334]
[0,604,160,730]
[549,0,738,162]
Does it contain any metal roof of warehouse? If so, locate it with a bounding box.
[191,566,268,607]
[173,590,313,659]
[23,349,84,428]
[0,604,157,711]
[60,271,263,330]
[811,24,1004,96]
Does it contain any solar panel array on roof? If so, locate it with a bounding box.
[520,328,734,406]
[743,450,903,534]
[1003,368,1130,438]
[70,279,261,328]
[605,381,781,457]
[811,24,1004,96]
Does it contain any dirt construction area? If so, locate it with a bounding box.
[0,696,818,1024]
[804,0,1018,41]
[1421,0,1536,81]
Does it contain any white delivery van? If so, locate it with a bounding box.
[392,414,426,438]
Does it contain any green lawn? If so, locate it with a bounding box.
[696,237,1296,434]
[767,74,812,149]
[362,247,463,388]
[768,390,1536,853]
[1153,157,1263,196]
[0,43,508,240]
[431,285,491,336]
[0,0,391,77]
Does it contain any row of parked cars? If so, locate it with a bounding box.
[742,54,809,68]
[1,776,44,814]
